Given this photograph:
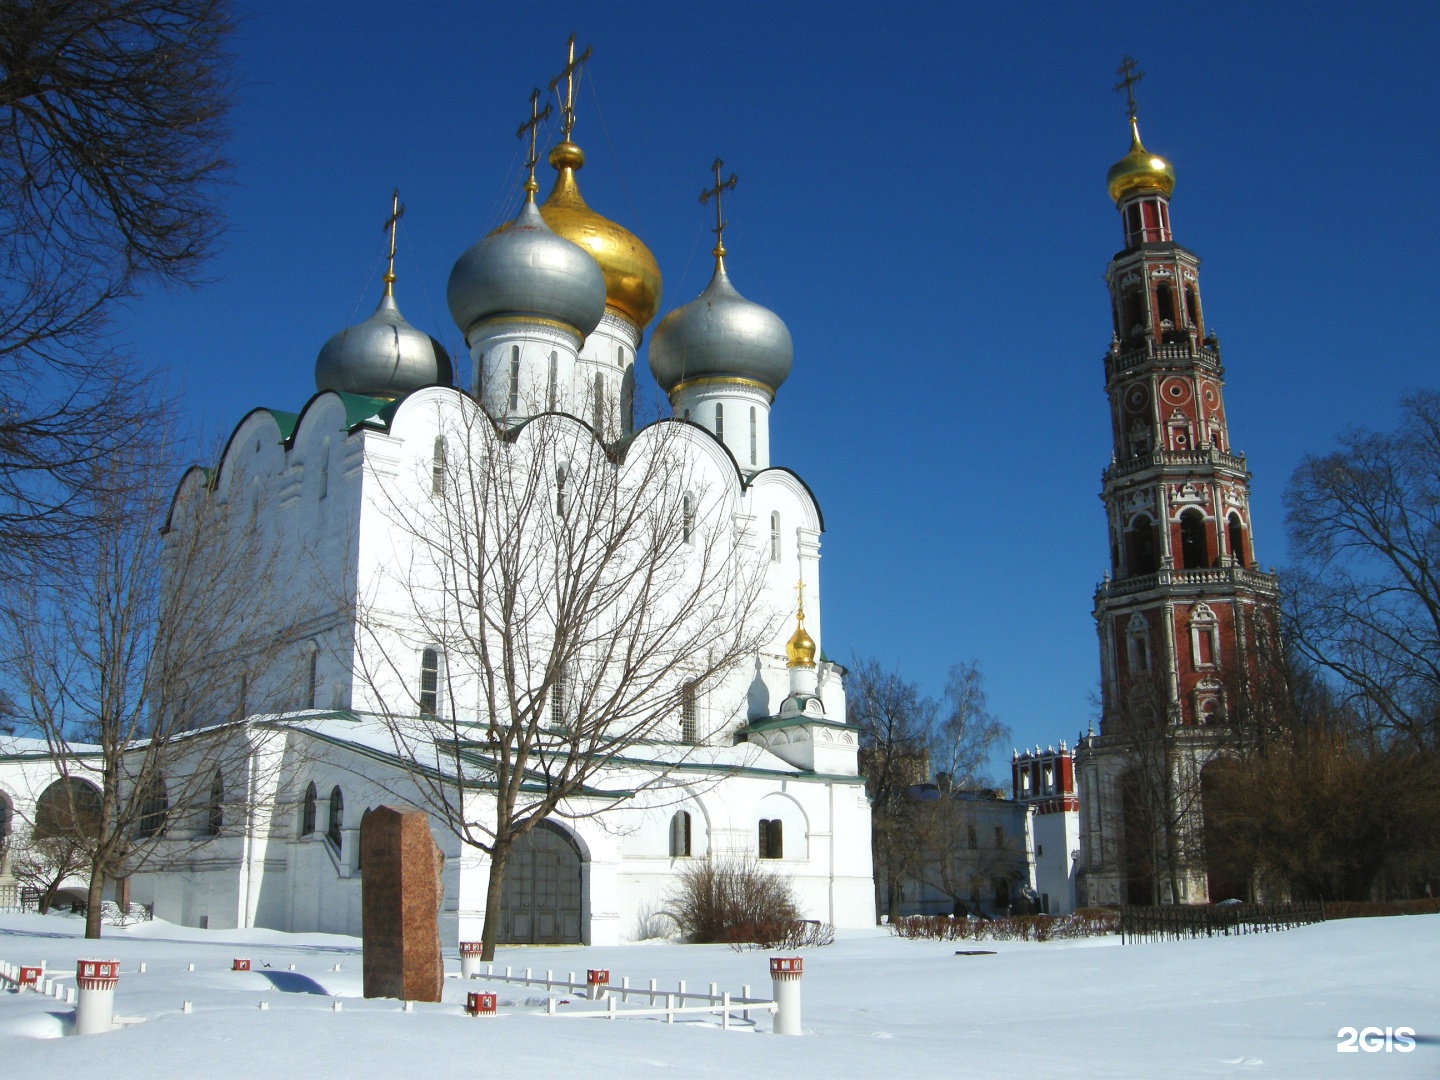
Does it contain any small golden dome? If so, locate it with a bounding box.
[785,608,816,669]
[1107,116,1175,205]
[538,140,663,329]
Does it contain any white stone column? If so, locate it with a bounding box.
[770,956,802,1035]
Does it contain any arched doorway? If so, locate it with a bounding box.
[499,821,584,944]
[1120,769,1157,906]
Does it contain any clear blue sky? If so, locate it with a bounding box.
[118,1,1440,778]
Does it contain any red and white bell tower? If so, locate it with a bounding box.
[1075,60,1281,907]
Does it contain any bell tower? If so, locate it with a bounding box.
[1075,59,1281,908]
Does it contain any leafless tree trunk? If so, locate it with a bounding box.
[356,401,777,960]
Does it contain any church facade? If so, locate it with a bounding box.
[125,50,874,944]
[1075,76,1282,907]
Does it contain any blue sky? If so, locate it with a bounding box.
[119,1,1440,776]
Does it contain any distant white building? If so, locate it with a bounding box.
[1012,744,1081,915]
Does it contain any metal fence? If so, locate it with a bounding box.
[1120,902,1325,943]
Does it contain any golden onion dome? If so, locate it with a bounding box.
[1107,116,1176,205]
[785,610,817,669]
[537,140,663,329]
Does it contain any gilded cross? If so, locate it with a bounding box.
[517,88,553,196]
[1114,55,1144,119]
[699,158,737,258]
[794,579,806,618]
[548,34,593,141]
[381,189,405,294]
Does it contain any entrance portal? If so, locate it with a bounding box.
[499,821,583,944]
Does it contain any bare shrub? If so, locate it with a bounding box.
[665,856,800,944]
[888,910,1120,942]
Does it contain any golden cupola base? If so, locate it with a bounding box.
[1107,116,1175,205]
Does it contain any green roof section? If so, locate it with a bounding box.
[334,392,398,432]
[262,408,299,442]
[740,713,859,735]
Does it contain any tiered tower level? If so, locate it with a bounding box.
[1078,63,1280,907]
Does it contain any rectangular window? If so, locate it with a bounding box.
[714,403,724,441]
[419,649,439,715]
[509,347,521,412]
[758,818,783,859]
[680,682,697,744]
[749,407,757,465]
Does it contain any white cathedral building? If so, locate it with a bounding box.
[80,76,876,945]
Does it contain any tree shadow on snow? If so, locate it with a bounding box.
[257,971,330,995]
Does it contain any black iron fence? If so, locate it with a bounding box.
[1120,902,1325,943]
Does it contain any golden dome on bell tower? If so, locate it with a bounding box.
[1107,115,1176,205]
[785,584,817,669]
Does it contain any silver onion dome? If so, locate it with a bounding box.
[315,290,453,399]
[447,199,606,342]
[648,257,793,394]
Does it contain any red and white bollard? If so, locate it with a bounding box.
[459,941,483,979]
[586,969,609,1001]
[75,960,120,1036]
[465,992,497,1016]
[18,966,42,989]
[770,956,803,1036]
[232,959,251,972]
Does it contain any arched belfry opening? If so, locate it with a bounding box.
[1227,513,1247,567]
[1126,515,1159,576]
[498,820,585,945]
[1179,509,1209,569]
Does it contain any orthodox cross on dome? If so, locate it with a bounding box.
[548,34,593,142]
[699,158,738,259]
[381,189,404,295]
[1114,54,1144,120]
[517,88,554,198]
[793,578,806,619]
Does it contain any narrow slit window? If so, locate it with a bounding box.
[593,372,605,436]
[556,463,568,516]
[301,782,317,836]
[509,346,521,412]
[714,402,724,441]
[681,682,697,743]
[548,351,558,411]
[682,493,694,543]
[749,407,757,465]
[551,664,567,728]
[432,437,446,495]
[770,512,781,562]
[419,648,439,715]
[318,438,329,500]
[670,811,692,857]
[327,787,344,852]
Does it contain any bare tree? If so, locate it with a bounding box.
[355,401,777,960]
[1285,390,1440,750]
[8,827,91,914]
[0,0,233,573]
[0,428,292,937]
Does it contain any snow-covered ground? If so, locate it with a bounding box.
[1,911,1434,1077]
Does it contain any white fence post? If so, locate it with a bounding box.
[770,956,803,1036]
[74,959,120,1036]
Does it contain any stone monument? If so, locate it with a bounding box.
[361,805,445,1002]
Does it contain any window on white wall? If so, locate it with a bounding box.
[714,402,724,441]
[206,770,223,836]
[432,437,447,496]
[548,351,558,410]
[758,818,782,859]
[669,810,692,857]
[509,346,521,412]
[682,494,694,544]
[301,782,317,836]
[419,648,440,715]
[680,681,697,743]
[749,407,757,465]
[327,786,344,852]
[1125,613,1152,674]
[556,463,568,516]
[770,512,781,562]
[318,438,330,500]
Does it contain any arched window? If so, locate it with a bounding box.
[1185,285,1201,329]
[680,681,698,744]
[206,770,223,836]
[1155,283,1175,326]
[993,878,1011,913]
[1190,604,1220,668]
[714,402,724,441]
[431,437,446,496]
[327,786,344,852]
[1227,513,1247,567]
[682,493,694,543]
[301,781,317,836]
[509,346,521,412]
[135,779,168,840]
[749,406,757,465]
[770,511,781,563]
[357,807,372,872]
[758,818,783,860]
[592,372,605,436]
[419,648,440,716]
[33,778,102,840]
[547,351,558,411]
[669,810,692,857]
[1126,515,1158,576]
[621,364,635,434]
[1125,613,1152,674]
[318,437,330,500]
[555,463,568,517]
[1179,509,1209,570]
